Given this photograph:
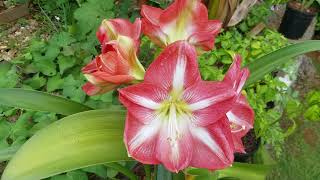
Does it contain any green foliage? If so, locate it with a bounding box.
[199,28,287,81]
[2,110,129,180]
[74,0,114,36]
[115,0,140,21]
[0,62,19,88]
[0,0,127,178]
[186,163,273,180]
[285,90,320,122]
[36,0,80,30]
[238,2,272,33]
[198,28,290,156]
[304,91,320,121]
[2,0,316,178]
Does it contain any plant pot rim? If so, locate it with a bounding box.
[288,1,318,15]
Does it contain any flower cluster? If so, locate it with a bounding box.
[82,0,254,173]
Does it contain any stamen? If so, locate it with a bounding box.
[230,124,245,133]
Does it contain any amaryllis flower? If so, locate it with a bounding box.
[97,18,141,53]
[119,41,238,172]
[141,0,222,53]
[223,55,254,153]
[82,41,145,96]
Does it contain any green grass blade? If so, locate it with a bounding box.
[1,110,130,180]
[0,88,91,115]
[245,40,320,86]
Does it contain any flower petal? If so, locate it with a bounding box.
[82,52,134,85]
[156,113,193,172]
[144,41,200,91]
[96,26,107,45]
[105,37,145,80]
[232,133,246,153]
[227,95,254,153]
[141,5,169,47]
[99,52,130,75]
[188,20,222,51]
[101,18,141,42]
[141,5,163,25]
[119,83,168,124]
[159,0,208,42]
[82,82,117,96]
[124,112,161,164]
[190,118,234,170]
[224,55,250,94]
[90,72,134,84]
[183,81,236,126]
[228,95,254,130]
[141,18,168,47]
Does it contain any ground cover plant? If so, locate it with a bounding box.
[0,0,320,179]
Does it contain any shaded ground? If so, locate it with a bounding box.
[265,5,320,179]
[268,57,320,180]
[0,12,50,61]
[270,120,320,180]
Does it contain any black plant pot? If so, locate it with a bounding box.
[279,2,316,39]
[234,129,260,162]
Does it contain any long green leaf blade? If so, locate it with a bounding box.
[218,162,273,180]
[2,110,130,180]
[0,88,91,115]
[245,40,320,86]
[185,163,272,180]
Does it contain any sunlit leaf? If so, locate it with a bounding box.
[246,40,320,86]
[186,163,272,180]
[0,88,91,115]
[2,110,130,180]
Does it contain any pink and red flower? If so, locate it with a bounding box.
[81,0,255,171]
[82,19,145,96]
[97,18,142,53]
[119,41,238,172]
[223,55,254,153]
[141,0,222,53]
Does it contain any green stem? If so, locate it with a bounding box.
[104,162,138,180]
[144,165,151,180]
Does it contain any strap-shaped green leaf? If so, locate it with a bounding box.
[245,40,320,86]
[218,162,273,180]
[185,162,272,180]
[2,110,130,180]
[0,88,91,115]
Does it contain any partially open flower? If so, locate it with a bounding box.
[82,18,145,96]
[141,0,222,53]
[97,18,142,53]
[223,55,254,153]
[119,41,237,172]
[82,41,145,96]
